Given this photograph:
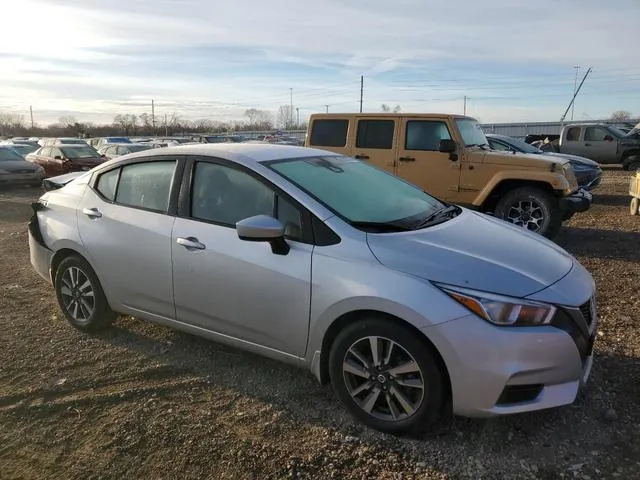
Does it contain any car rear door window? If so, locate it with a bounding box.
[115,161,177,212]
[96,168,120,201]
[566,127,581,141]
[309,119,349,147]
[405,121,452,151]
[356,120,394,149]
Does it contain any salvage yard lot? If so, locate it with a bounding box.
[0,168,638,480]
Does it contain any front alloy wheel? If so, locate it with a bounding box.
[494,186,562,238]
[343,336,424,421]
[329,318,444,434]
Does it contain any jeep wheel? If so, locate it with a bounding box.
[631,197,639,216]
[494,187,562,238]
[627,158,640,172]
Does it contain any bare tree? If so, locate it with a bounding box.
[113,114,138,136]
[0,113,25,135]
[276,105,295,129]
[610,110,632,122]
[58,116,78,129]
[393,105,402,113]
[245,108,273,130]
[380,104,391,113]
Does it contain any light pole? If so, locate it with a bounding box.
[571,65,580,121]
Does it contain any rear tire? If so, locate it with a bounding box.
[329,317,444,435]
[626,158,640,172]
[54,255,117,332]
[494,187,562,238]
[631,197,639,216]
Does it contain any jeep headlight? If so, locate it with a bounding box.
[438,284,556,326]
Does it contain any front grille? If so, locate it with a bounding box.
[579,297,595,328]
[14,169,34,174]
[497,384,543,405]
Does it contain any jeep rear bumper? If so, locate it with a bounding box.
[559,189,592,214]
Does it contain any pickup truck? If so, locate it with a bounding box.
[306,113,592,238]
[538,123,640,171]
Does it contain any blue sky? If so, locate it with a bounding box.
[1,0,639,126]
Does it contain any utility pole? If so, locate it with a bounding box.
[561,67,592,125]
[571,66,580,121]
[164,113,168,136]
[29,105,34,129]
[324,105,329,113]
[289,88,294,127]
[151,99,156,136]
[463,96,467,116]
[296,107,299,126]
[359,75,364,113]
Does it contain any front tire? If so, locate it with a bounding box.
[329,318,444,435]
[54,255,117,332]
[626,158,640,172]
[494,186,562,238]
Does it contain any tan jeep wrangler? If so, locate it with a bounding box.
[305,113,592,238]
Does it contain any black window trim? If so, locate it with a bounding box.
[178,155,316,245]
[89,155,185,216]
[404,120,453,152]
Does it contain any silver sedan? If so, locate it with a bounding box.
[28,144,597,434]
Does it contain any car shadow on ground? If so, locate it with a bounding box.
[592,194,632,207]
[557,227,640,262]
[94,318,638,460]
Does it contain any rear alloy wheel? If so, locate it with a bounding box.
[631,197,639,216]
[54,255,117,331]
[494,187,562,238]
[329,318,444,434]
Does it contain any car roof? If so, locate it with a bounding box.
[123,143,334,166]
[309,113,474,119]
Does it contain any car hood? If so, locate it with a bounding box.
[539,152,600,168]
[482,151,567,168]
[0,160,41,172]
[366,210,574,298]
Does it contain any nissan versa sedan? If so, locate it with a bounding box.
[28,144,597,433]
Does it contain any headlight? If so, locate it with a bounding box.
[437,284,556,326]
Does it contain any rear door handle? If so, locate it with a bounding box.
[399,156,415,162]
[176,236,206,251]
[354,154,370,160]
[82,207,102,219]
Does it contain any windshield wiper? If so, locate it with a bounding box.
[350,221,413,233]
[412,205,461,230]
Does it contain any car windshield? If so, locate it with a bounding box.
[498,136,541,154]
[10,145,38,154]
[60,139,87,145]
[106,137,131,143]
[456,118,488,147]
[0,148,25,162]
[605,126,626,138]
[127,144,154,152]
[61,147,99,159]
[268,155,445,229]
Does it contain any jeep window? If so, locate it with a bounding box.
[309,119,349,147]
[455,118,488,147]
[566,127,581,141]
[405,121,452,151]
[584,127,609,142]
[356,120,394,149]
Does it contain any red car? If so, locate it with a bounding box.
[26,145,106,177]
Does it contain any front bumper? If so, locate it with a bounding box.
[559,188,592,214]
[425,297,597,417]
[0,172,44,186]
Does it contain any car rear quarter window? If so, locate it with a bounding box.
[115,161,177,212]
[96,168,120,201]
[356,120,394,149]
[309,119,349,147]
[566,127,581,141]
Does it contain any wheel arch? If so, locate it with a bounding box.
[621,152,640,169]
[480,179,557,212]
[317,309,452,405]
[51,247,90,283]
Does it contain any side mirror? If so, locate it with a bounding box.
[604,135,613,142]
[54,155,63,160]
[236,215,289,255]
[439,139,457,153]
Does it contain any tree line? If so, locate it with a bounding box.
[0,106,307,138]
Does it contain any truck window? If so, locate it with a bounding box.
[566,127,581,141]
[309,119,349,147]
[584,127,608,142]
[405,121,452,151]
[356,120,394,149]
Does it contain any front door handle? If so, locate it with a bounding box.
[82,207,102,219]
[354,154,370,160]
[399,156,415,162]
[176,236,206,251]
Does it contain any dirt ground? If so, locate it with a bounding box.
[0,169,638,480]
